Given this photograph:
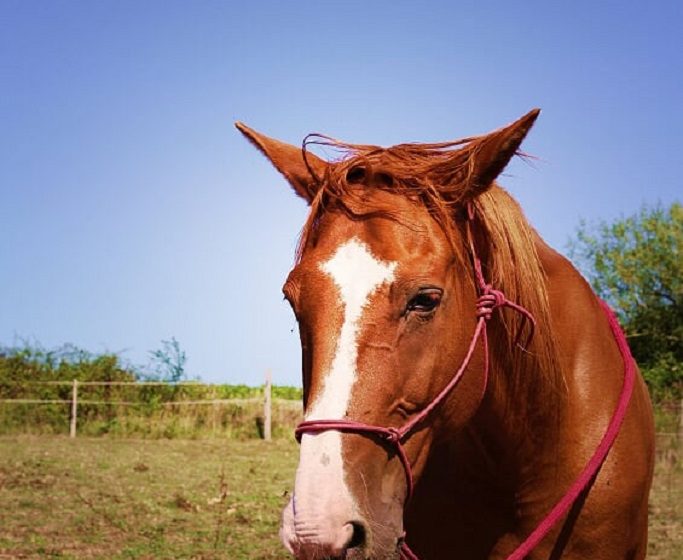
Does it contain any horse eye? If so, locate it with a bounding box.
[406,289,442,314]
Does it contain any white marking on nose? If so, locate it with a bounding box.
[287,237,397,553]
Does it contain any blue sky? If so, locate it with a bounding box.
[1,1,681,385]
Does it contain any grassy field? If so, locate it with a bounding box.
[0,435,680,559]
[0,437,297,559]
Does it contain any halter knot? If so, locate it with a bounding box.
[476,285,507,321]
[385,427,402,444]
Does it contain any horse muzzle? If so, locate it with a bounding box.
[281,494,369,559]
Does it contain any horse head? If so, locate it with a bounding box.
[237,110,539,559]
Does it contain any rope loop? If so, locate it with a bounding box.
[476,285,507,321]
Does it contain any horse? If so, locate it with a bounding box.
[236,110,655,560]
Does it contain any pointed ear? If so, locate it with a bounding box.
[235,122,327,203]
[451,109,540,197]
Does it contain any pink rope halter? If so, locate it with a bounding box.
[294,203,635,560]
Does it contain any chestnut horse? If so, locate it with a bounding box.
[237,110,654,560]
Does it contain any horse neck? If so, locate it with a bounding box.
[466,361,560,485]
[466,228,628,479]
[465,235,573,479]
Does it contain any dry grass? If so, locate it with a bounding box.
[649,433,683,559]
[0,435,680,559]
[0,437,297,559]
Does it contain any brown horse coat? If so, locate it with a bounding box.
[237,110,654,560]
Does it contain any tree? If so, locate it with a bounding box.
[147,337,187,383]
[568,202,682,399]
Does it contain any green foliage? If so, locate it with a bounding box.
[0,341,302,438]
[641,355,682,402]
[0,341,136,385]
[146,337,188,383]
[568,202,682,399]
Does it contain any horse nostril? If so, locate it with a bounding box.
[346,165,367,185]
[347,521,366,549]
[375,171,394,188]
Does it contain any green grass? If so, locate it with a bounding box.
[0,437,297,559]
[0,435,680,559]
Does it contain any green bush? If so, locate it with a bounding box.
[0,342,302,438]
[569,202,682,401]
[642,355,682,403]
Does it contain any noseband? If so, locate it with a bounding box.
[293,203,635,560]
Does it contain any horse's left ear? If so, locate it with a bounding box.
[235,122,327,204]
[456,108,540,197]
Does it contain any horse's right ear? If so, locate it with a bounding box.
[235,122,327,204]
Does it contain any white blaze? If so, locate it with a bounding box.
[289,237,396,548]
[308,237,397,420]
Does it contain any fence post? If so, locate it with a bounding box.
[212,385,218,435]
[70,379,78,438]
[264,369,272,441]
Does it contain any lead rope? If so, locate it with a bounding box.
[503,299,635,560]
[294,203,634,559]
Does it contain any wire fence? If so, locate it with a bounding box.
[1,379,680,444]
[0,373,302,439]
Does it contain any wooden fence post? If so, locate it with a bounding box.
[264,369,272,441]
[69,379,78,438]
[212,385,218,435]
